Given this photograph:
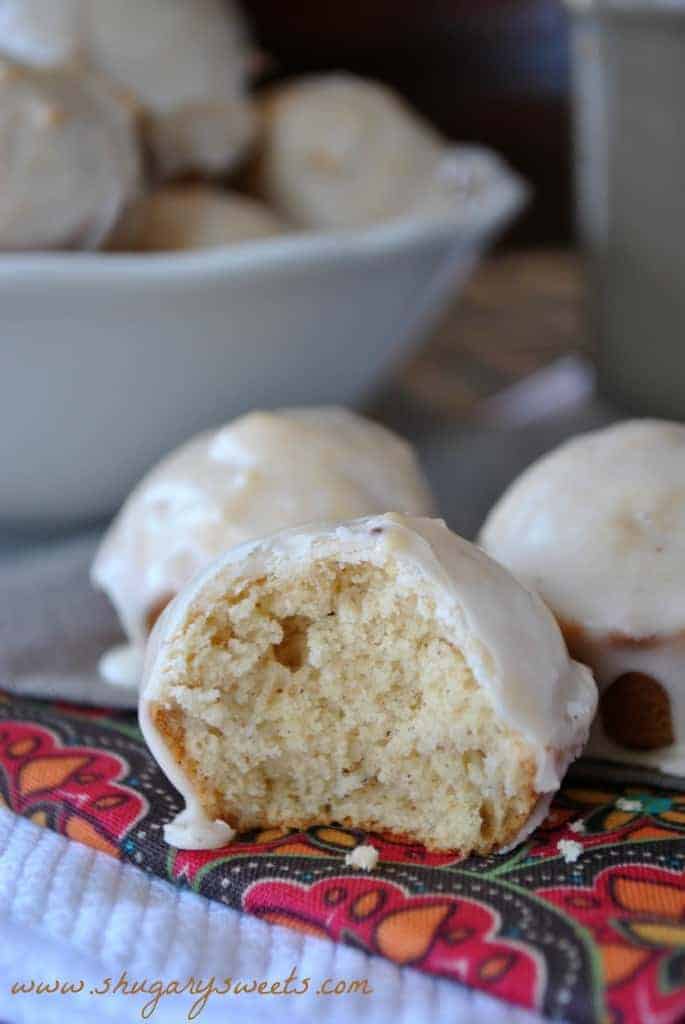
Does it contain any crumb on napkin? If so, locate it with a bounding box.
[615,798,642,812]
[557,839,583,863]
[344,844,379,871]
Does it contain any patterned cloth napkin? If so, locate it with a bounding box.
[2,540,685,1024]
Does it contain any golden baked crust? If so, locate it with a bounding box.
[150,702,540,857]
[561,619,675,752]
[600,673,674,750]
[145,594,175,634]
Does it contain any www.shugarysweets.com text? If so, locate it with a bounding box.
[10,966,373,1019]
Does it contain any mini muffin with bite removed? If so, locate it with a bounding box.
[481,419,685,775]
[139,513,596,854]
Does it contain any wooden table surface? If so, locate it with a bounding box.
[388,248,587,420]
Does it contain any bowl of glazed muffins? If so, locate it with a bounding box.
[0,0,527,528]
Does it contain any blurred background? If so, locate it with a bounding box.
[244,0,592,532]
[3,0,684,543]
[247,0,573,244]
[238,0,684,525]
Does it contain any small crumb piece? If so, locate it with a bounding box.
[615,798,642,812]
[568,819,586,834]
[344,844,379,871]
[557,839,583,863]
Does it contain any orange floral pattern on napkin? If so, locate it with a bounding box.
[0,691,684,1024]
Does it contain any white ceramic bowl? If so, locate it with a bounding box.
[0,146,526,528]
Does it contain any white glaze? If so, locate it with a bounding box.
[0,57,140,249]
[0,0,255,178]
[98,643,142,690]
[139,513,597,849]
[162,808,235,850]
[258,74,518,231]
[258,73,446,229]
[481,420,685,638]
[92,407,435,676]
[480,419,685,775]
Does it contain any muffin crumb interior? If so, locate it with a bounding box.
[152,559,537,853]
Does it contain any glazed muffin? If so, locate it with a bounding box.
[0,57,140,249]
[252,73,447,230]
[0,0,256,179]
[140,514,596,853]
[480,419,685,775]
[108,186,288,252]
[92,408,435,687]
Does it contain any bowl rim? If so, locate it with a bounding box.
[0,146,529,288]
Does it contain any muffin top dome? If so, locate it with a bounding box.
[0,57,140,249]
[0,0,255,178]
[256,73,446,229]
[480,419,685,638]
[92,407,435,648]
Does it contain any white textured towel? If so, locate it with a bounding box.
[0,808,542,1024]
